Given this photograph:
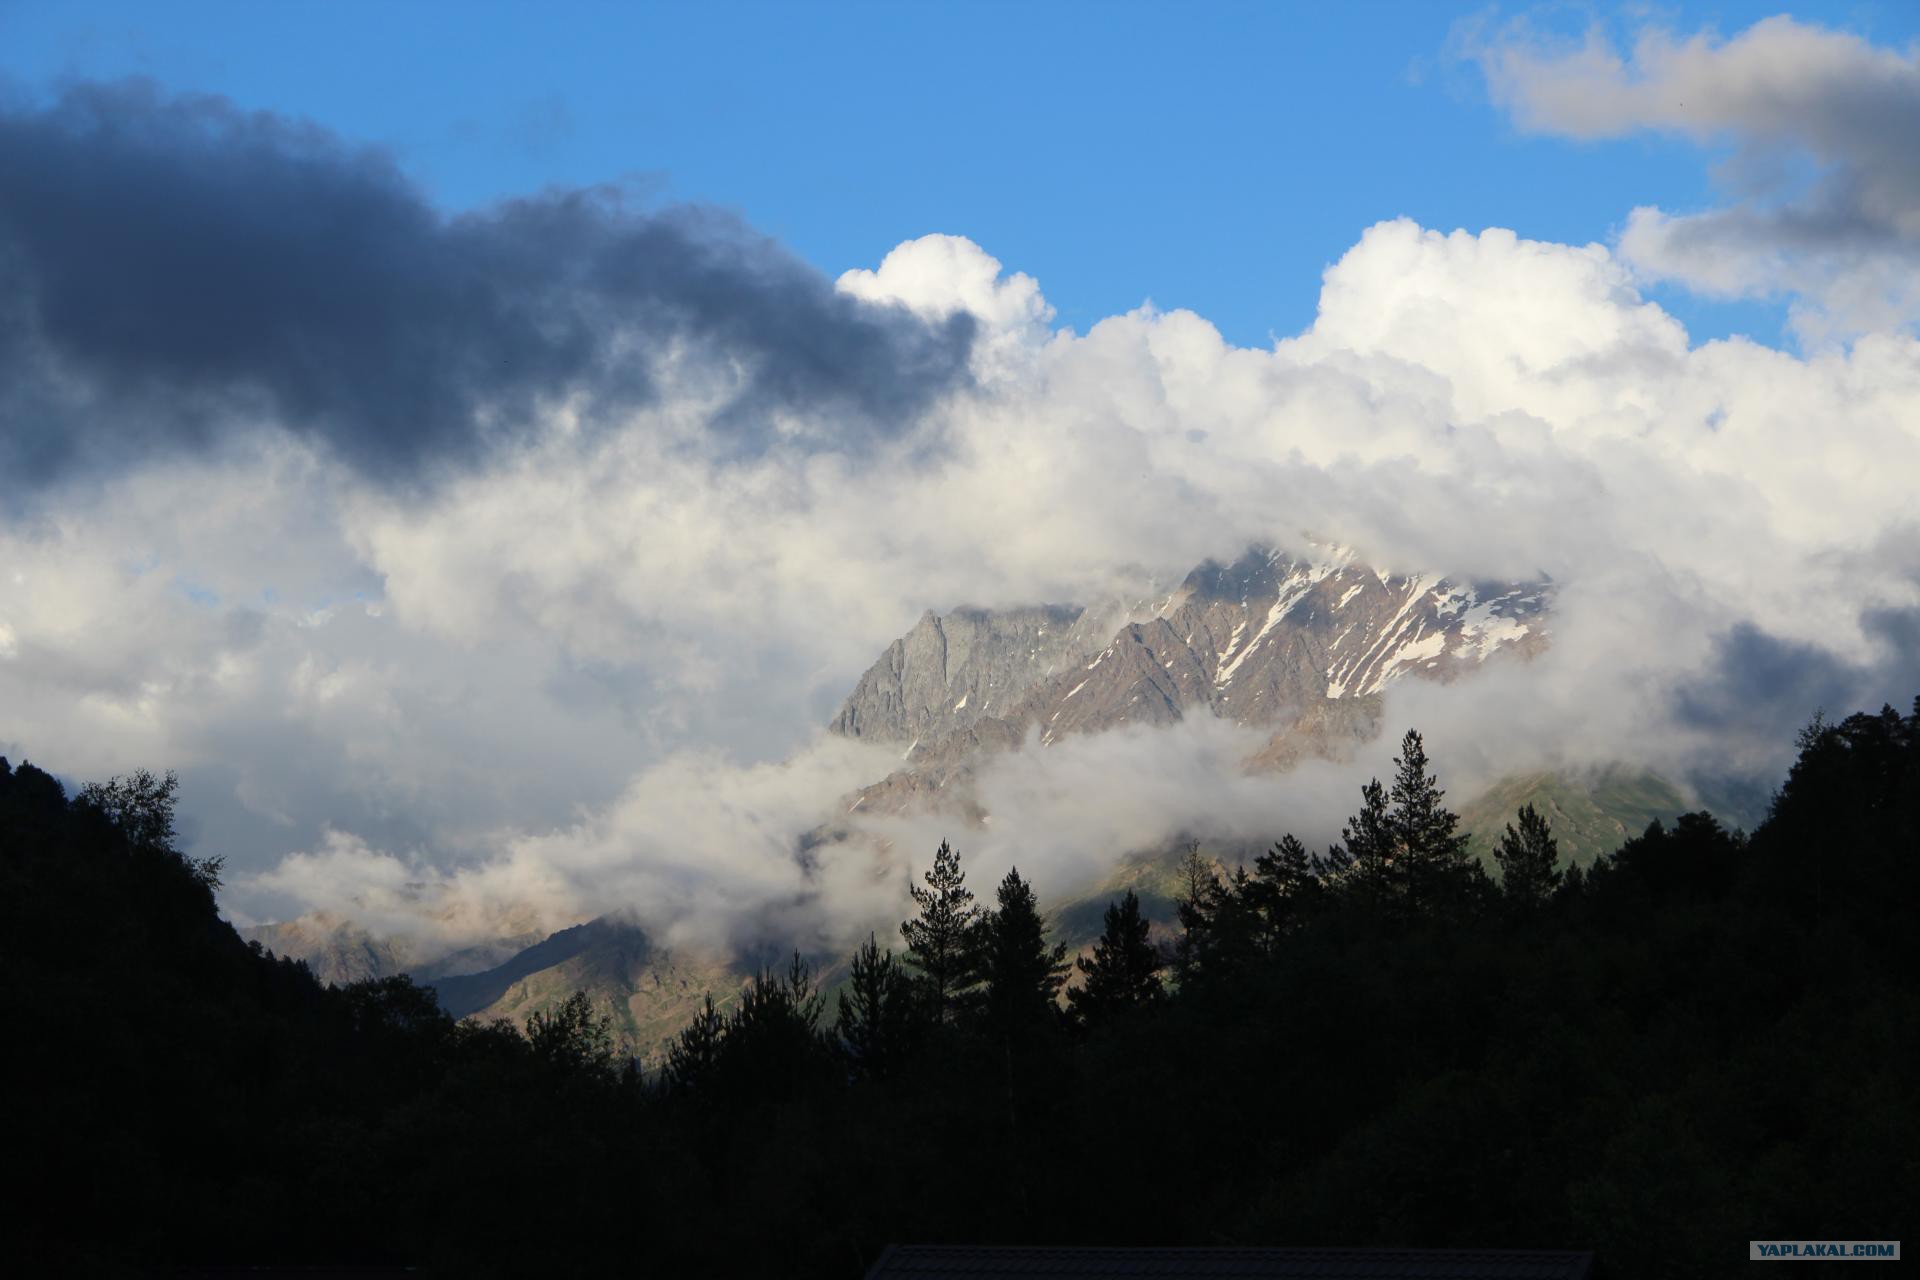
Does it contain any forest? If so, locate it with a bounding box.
[2,702,1914,1277]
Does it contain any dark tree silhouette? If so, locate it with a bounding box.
[1171,841,1222,987]
[1613,811,1745,901]
[666,954,830,1101]
[77,766,179,853]
[1174,858,1263,991]
[78,766,225,888]
[1750,700,1919,918]
[525,990,618,1080]
[713,951,830,1098]
[1386,729,1478,906]
[1067,889,1164,1031]
[900,839,981,1022]
[664,994,726,1094]
[1494,803,1562,907]
[979,866,1068,1035]
[1247,833,1321,945]
[1335,776,1395,899]
[836,933,919,1079]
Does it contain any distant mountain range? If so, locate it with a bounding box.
[247,544,1755,1062]
[835,546,1550,814]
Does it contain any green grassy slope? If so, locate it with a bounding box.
[1456,768,1689,870]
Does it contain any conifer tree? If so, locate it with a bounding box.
[1494,803,1562,907]
[1249,833,1320,945]
[719,952,830,1098]
[979,866,1068,1035]
[1067,889,1164,1030]
[731,952,825,1045]
[1326,731,1480,913]
[900,839,981,1022]
[836,933,918,1080]
[1337,776,1396,899]
[1257,832,1313,889]
[664,994,725,1094]
[1557,859,1587,901]
[1388,731,1472,873]
[1386,729,1479,906]
[1312,838,1354,879]
[1172,846,1264,987]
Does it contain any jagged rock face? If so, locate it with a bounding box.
[830,601,1141,748]
[833,546,1550,816]
[1110,547,1551,729]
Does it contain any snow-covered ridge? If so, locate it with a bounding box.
[830,546,1550,782]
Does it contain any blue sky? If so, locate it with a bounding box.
[6,0,1915,348]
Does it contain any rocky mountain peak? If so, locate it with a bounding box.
[831,545,1551,816]
[827,592,1168,750]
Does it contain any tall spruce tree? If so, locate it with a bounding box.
[900,839,981,1022]
[836,933,919,1080]
[979,866,1068,1035]
[1385,729,1478,906]
[1067,889,1164,1031]
[1494,803,1562,907]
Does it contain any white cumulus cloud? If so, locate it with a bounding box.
[1469,13,1920,343]
[5,216,1918,956]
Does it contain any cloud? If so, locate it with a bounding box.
[231,717,1397,964]
[241,734,903,960]
[4,83,1918,958]
[1469,15,1920,341]
[224,221,1905,947]
[838,234,1055,378]
[0,80,975,494]
[858,718,1369,901]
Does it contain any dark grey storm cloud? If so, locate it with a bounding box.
[0,80,975,490]
[1677,608,1920,741]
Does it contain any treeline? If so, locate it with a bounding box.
[2,704,1915,1276]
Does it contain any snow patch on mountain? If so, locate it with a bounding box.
[831,545,1552,818]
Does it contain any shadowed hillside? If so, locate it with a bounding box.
[430,917,760,1065]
